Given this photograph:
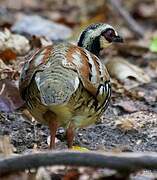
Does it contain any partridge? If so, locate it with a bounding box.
[19,23,123,149]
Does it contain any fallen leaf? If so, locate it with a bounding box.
[0,29,30,58]
[115,118,142,132]
[106,57,151,84]
[0,135,13,156]
[63,169,80,180]
[72,146,89,152]
[0,49,16,61]
[0,79,24,112]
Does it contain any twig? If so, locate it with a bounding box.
[0,83,5,95]
[108,0,145,38]
[1,151,157,176]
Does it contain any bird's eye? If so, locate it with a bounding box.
[102,28,115,43]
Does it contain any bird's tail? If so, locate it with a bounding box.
[35,66,79,105]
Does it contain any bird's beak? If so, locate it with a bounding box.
[112,35,123,43]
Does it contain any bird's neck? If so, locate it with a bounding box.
[77,35,101,57]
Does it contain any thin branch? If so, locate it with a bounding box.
[108,0,145,38]
[1,151,157,176]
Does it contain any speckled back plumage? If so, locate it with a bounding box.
[19,43,111,128]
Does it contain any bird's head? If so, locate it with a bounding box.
[78,23,123,56]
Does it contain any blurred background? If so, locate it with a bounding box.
[0,0,157,39]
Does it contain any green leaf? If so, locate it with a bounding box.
[72,146,89,151]
[149,37,157,52]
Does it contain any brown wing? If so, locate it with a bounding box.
[62,44,110,96]
[19,43,111,108]
[19,46,53,98]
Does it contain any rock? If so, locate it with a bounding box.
[12,15,72,41]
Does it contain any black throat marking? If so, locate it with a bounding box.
[90,36,101,56]
[78,33,101,56]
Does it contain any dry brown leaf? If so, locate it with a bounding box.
[106,57,151,84]
[63,169,80,180]
[0,135,13,157]
[0,48,17,61]
[115,118,142,132]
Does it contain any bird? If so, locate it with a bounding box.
[19,23,123,149]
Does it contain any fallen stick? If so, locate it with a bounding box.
[108,0,145,38]
[1,151,157,176]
